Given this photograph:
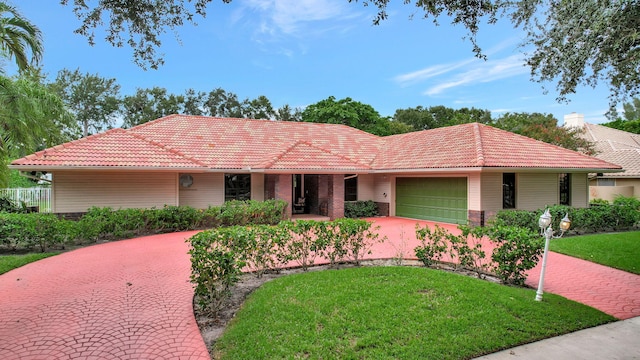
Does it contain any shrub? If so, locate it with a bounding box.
[344,200,378,218]
[218,200,287,226]
[414,224,450,267]
[482,225,544,285]
[333,218,384,265]
[149,205,202,232]
[0,213,71,252]
[453,225,487,275]
[0,195,27,213]
[188,229,246,316]
[287,220,324,271]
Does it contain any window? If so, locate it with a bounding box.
[344,175,358,201]
[559,173,571,205]
[596,178,616,186]
[225,174,251,201]
[502,173,516,209]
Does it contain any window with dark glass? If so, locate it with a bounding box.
[344,175,358,202]
[559,173,571,205]
[225,174,251,201]
[502,173,516,209]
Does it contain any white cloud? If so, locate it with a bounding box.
[239,0,357,37]
[393,58,477,86]
[424,54,528,95]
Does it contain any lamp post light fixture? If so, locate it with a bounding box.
[535,209,571,302]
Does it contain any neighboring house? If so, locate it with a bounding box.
[564,113,640,201]
[10,115,621,225]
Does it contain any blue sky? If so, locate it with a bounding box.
[12,1,615,124]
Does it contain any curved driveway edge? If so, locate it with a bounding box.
[0,231,209,360]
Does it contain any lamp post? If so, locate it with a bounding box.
[535,209,571,301]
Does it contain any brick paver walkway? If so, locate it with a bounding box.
[0,231,209,360]
[1,217,638,359]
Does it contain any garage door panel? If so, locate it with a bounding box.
[396,177,467,224]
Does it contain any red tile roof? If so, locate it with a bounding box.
[11,115,621,173]
[11,128,206,169]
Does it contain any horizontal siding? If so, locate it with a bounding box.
[481,173,503,214]
[179,173,224,209]
[517,173,558,211]
[53,171,176,213]
[571,173,588,208]
[357,174,375,201]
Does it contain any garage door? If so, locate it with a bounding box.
[396,177,467,224]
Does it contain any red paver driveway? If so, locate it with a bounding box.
[0,231,209,360]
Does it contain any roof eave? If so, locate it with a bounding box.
[8,165,209,172]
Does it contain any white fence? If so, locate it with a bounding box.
[0,187,52,213]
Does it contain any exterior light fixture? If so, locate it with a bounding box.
[536,209,570,301]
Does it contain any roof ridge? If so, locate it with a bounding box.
[21,128,126,160]
[300,141,373,169]
[259,140,372,169]
[127,131,209,168]
[259,140,304,169]
[472,123,486,166]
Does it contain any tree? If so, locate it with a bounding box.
[602,97,640,134]
[242,95,275,120]
[493,112,595,155]
[0,2,43,72]
[183,88,206,116]
[122,87,185,128]
[622,98,640,122]
[0,73,73,186]
[301,96,411,136]
[394,105,491,131]
[365,0,639,116]
[275,104,303,122]
[203,88,244,118]
[61,1,639,114]
[51,68,121,138]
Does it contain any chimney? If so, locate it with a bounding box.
[563,113,585,128]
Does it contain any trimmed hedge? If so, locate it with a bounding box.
[344,200,378,218]
[493,196,640,234]
[0,200,287,252]
[188,219,385,316]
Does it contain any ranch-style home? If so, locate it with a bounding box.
[10,115,622,225]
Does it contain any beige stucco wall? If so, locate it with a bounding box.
[357,174,375,201]
[590,185,635,202]
[251,173,265,202]
[589,178,639,201]
[52,171,177,213]
[467,173,481,212]
[178,173,224,208]
[373,175,391,203]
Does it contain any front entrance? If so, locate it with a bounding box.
[292,174,320,215]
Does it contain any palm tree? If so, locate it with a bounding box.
[0,2,43,71]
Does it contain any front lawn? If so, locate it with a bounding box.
[0,253,58,275]
[550,231,640,274]
[214,267,613,359]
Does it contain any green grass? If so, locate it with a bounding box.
[0,253,58,275]
[214,267,614,359]
[550,231,640,274]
